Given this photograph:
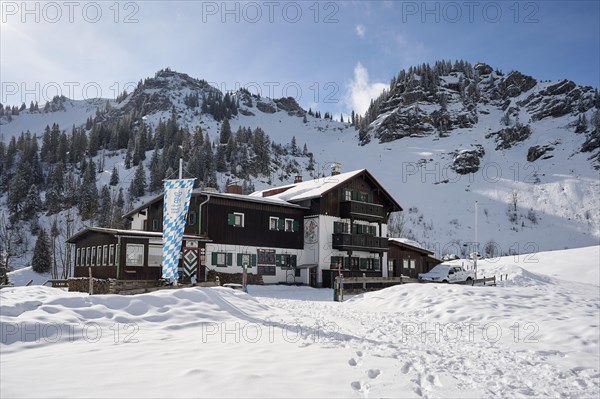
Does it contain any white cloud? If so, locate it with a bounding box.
[355,24,366,37]
[346,63,387,115]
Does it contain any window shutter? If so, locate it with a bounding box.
[334,222,341,234]
[226,253,233,266]
[237,253,243,265]
[251,254,257,267]
[374,259,380,271]
[275,254,282,266]
[291,255,297,267]
[360,258,367,269]
[293,220,299,232]
[277,219,285,231]
[343,257,349,269]
[227,213,235,225]
[211,252,218,265]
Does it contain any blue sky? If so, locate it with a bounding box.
[1,1,598,117]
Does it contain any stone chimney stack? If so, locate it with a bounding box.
[226,183,243,195]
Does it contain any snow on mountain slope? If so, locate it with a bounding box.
[0,65,598,259]
[1,246,598,398]
[0,97,107,140]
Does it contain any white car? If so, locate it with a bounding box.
[418,264,474,283]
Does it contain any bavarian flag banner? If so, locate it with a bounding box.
[162,178,195,283]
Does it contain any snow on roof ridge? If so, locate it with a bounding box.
[250,169,366,202]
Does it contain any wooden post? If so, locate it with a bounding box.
[88,267,93,295]
[362,273,366,290]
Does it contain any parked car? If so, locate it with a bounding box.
[442,254,460,261]
[418,264,474,283]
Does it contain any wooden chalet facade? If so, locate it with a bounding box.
[67,227,210,281]
[67,168,413,287]
[387,238,442,279]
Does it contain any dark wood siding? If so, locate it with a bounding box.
[201,196,304,249]
[388,243,439,278]
[73,233,118,279]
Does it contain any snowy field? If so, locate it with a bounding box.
[1,246,599,398]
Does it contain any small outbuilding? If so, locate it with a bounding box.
[387,238,441,279]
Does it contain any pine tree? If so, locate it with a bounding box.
[290,136,298,156]
[219,118,232,144]
[129,162,146,198]
[97,185,112,227]
[23,184,42,220]
[32,229,51,274]
[78,159,99,221]
[111,188,126,229]
[109,165,119,186]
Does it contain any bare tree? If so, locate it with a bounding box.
[387,211,407,238]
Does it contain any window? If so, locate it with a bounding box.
[257,249,276,265]
[237,253,256,268]
[285,219,294,232]
[148,245,162,267]
[269,217,279,231]
[388,260,394,275]
[76,249,81,267]
[91,247,97,266]
[212,252,232,267]
[295,268,301,277]
[188,212,197,225]
[228,212,244,227]
[103,245,109,265]
[410,260,416,269]
[350,257,360,270]
[331,256,345,269]
[97,246,103,266]
[126,244,144,266]
[362,258,381,271]
[257,266,276,276]
[278,254,297,268]
[334,221,349,234]
[342,189,352,201]
[109,244,115,266]
[152,219,160,231]
[86,247,91,266]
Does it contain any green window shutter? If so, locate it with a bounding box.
[334,222,341,234]
[330,256,336,265]
[374,259,380,271]
[277,219,285,231]
[343,257,349,269]
[237,253,242,266]
[275,254,282,266]
[360,258,367,270]
[291,255,297,267]
[251,254,257,267]
[226,253,233,266]
[211,252,218,265]
[293,220,299,232]
[227,213,235,225]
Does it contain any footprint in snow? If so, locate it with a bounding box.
[401,362,411,374]
[356,350,363,357]
[426,374,443,387]
[348,358,358,367]
[367,369,381,379]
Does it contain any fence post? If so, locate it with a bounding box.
[362,273,366,290]
[88,267,93,295]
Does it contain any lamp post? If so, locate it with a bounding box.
[474,200,478,279]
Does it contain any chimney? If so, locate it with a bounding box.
[294,175,303,183]
[226,183,243,195]
[331,162,341,176]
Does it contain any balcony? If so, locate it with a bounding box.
[332,233,389,253]
[340,200,386,222]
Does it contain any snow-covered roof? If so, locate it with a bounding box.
[66,227,210,243]
[193,190,304,208]
[250,169,366,202]
[388,238,434,255]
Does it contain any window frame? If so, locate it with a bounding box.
[284,218,294,232]
[109,244,115,266]
[91,247,97,266]
[125,243,145,267]
[269,217,279,231]
[103,245,109,265]
[148,244,162,267]
[76,248,81,267]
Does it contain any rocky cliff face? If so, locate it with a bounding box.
[360,60,599,167]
